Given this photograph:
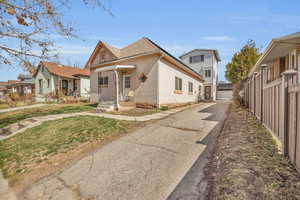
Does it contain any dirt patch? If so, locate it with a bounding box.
[206,103,300,200]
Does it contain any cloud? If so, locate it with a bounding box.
[56,44,93,55]
[200,36,237,42]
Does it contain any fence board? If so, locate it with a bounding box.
[296,92,300,171]
[288,92,297,164]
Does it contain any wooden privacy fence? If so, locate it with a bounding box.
[244,70,300,172]
[287,84,300,171]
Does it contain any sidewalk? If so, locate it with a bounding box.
[0,104,48,113]
[0,103,214,141]
[207,103,300,200]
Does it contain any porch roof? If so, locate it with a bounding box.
[94,65,136,72]
[249,32,300,76]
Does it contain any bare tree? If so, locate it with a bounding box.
[0,0,111,73]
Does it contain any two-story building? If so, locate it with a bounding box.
[179,49,221,101]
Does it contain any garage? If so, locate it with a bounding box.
[217,83,233,100]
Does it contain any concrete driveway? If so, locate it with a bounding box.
[22,102,229,200]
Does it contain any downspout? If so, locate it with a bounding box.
[113,70,120,110]
[156,54,164,108]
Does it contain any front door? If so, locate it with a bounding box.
[123,75,131,101]
[204,86,211,100]
[62,80,68,95]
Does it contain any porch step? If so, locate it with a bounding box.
[96,104,115,112]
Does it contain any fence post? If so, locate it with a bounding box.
[260,64,267,123]
[254,75,256,114]
[282,69,298,156]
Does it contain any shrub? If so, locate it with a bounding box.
[160,106,169,111]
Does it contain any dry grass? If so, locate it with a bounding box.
[208,103,300,200]
[0,116,133,185]
[0,101,36,110]
[110,108,160,116]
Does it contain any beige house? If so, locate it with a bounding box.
[85,37,204,110]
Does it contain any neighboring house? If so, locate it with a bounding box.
[34,61,90,102]
[179,49,221,101]
[6,80,18,93]
[0,82,8,96]
[85,37,204,110]
[11,74,35,95]
[216,82,233,100]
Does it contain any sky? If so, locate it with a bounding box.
[2,0,300,82]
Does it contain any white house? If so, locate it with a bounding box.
[34,61,90,102]
[180,49,221,101]
[85,37,205,110]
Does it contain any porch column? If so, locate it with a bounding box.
[113,70,120,110]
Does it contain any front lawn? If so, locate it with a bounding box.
[0,116,132,185]
[0,101,35,110]
[0,103,96,128]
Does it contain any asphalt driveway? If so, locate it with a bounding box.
[22,102,229,200]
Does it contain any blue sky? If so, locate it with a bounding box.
[2,0,300,81]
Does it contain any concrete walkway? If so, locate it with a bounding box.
[0,104,48,113]
[19,103,226,200]
[0,103,210,141]
[0,172,17,200]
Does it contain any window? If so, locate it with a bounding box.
[189,55,205,63]
[205,69,211,78]
[188,82,193,93]
[292,54,295,69]
[124,76,131,88]
[47,79,50,88]
[98,76,108,88]
[38,79,43,94]
[175,77,182,91]
[73,79,77,91]
[280,57,286,74]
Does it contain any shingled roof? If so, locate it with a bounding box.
[37,62,90,79]
[86,37,204,82]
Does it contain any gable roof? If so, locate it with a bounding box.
[179,49,221,62]
[86,37,204,82]
[37,61,90,79]
[85,38,159,67]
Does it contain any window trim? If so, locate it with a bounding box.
[205,69,211,78]
[188,82,193,94]
[98,76,109,88]
[175,76,183,93]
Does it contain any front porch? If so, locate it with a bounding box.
[93,65,137,111]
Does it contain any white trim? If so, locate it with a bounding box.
[95,65,136,72]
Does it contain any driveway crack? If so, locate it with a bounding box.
[164,125,202,132]
[132,142,178,154]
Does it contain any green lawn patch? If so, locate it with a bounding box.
[0,115,131,185]
[0,103,97,128]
